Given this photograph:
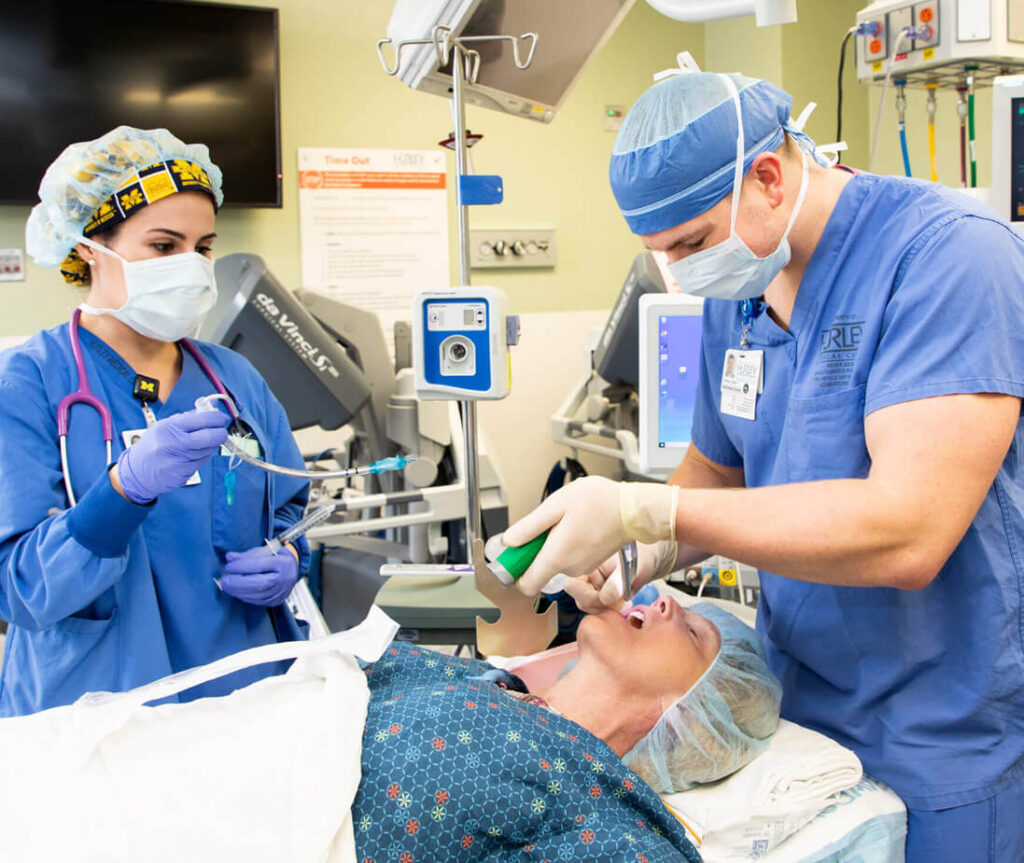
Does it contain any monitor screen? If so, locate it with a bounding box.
[442,0,631,108]
[0,0,281,207]
[638,294,703,478]
[656,313,702,449]
[389,0,634,122]
[1012,96,1024,221]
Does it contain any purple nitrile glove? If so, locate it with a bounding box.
[116,409,230,504]
[220,546,299,607]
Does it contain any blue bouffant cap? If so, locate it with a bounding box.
[609,72,801,235]
[623,601,782,793]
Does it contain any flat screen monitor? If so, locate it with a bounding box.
[638,294,704,478]
[387,0,634,122]
[0,0,281,206]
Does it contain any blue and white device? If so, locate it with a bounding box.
[412,287,516,400]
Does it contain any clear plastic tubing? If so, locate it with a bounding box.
[195,393,416,481]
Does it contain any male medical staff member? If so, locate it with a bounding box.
[0,127,310,716]
[506,72,1024,861]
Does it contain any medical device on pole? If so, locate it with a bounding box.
[376,22,559,656]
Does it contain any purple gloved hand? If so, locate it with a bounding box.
[220,546,299,607]
[115,409,230,504]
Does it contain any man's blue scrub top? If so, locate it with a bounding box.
[0,324,311,717]
[691,174,1024,811]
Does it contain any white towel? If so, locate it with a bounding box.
[661,719,863,861]
[0,608,399,863]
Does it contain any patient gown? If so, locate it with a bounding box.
[352,641,701,862]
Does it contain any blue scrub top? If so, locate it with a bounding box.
[691,174,1024,810]
[0,323,311,717]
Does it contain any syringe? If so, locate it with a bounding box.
[266,502,336,554]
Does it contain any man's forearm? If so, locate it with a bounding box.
[672,478,946,589]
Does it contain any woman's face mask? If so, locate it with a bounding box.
[78,237,217,343]
[667,75,809,302]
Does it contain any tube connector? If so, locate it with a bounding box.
[855,20,881,37]
[925,82,938,119]
[956,85,968,120]
[368,454,418,475]
[894,80,908,121]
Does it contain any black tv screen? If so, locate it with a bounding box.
[0,0,281,207]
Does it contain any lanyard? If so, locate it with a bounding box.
[738,298,766,348]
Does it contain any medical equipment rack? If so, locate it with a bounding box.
[376,24,537,563]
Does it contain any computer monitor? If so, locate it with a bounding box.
[385,0,634,123]
[593,253,667,389]
[638,294,704,478]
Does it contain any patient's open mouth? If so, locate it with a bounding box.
[625,606,647,629]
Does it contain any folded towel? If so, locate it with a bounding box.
[661,719,863,861]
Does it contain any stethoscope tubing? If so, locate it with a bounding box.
[58,310,237,506]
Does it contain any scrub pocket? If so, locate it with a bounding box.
[210,453,269,555]
[30,610,120,700]
[784,384,870,482]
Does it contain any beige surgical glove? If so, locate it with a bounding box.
[561,540,679,614]
[504,477,678,597]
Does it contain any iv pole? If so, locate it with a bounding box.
[376,26,537,562]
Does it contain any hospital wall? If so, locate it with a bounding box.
[0,0,995,523]
[0,1,704,334]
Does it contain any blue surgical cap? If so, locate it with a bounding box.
[623,602,782,793]
[609,72,805,235]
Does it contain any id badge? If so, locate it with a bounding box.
[122,429,201,486]
[720,349,764,421]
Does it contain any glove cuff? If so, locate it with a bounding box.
[651,539,679,580]
[620,483,678,545]
[115,447,155,506]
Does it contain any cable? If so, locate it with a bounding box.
[840,21,880,166]
[957,85,968,187]
[869,27,912,172]
[966,66,978,187]
[895,81,911,177]
[926,82,938,182]
[836,27,855,164]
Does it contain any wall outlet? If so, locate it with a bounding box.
[0,249,24,282]
[469,229,557,269]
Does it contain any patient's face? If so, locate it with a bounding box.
[577,596,721,706]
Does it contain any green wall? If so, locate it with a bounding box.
[703,1,869,167]
[0,0,702,335]
[0,0,987,339]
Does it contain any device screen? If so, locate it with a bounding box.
[1013,97,1024,221]
[657,314,703,447]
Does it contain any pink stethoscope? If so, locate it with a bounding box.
[57,308,239,506]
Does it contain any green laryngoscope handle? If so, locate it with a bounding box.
[494,530,550,580]
[493,531,637,599]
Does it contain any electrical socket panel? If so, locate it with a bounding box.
[913,2,940,49]
[888,6,914,57]
[862,16,889,62]
[469,229,557,269]
[0,249,25,282]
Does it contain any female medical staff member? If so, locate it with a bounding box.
[0,127,310,716]
[506,72,1024,861]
